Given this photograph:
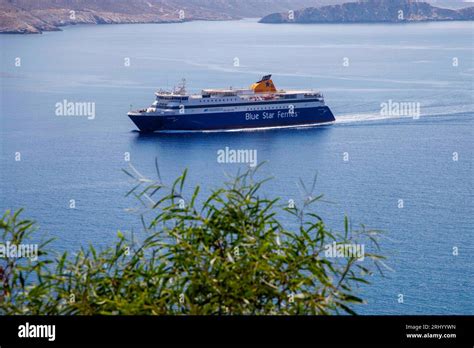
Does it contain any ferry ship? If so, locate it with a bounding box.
[128,75,335,132]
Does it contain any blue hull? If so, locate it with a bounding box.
[129,106,335,132]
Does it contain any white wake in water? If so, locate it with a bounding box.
[335,112,413,124]
[336,107,473,125]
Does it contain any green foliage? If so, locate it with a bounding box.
[0,164,385,315]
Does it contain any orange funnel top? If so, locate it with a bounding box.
[250,74,277,93]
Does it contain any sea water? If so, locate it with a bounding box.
[0,19,472,314]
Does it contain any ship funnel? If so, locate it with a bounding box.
[250,74,277,93]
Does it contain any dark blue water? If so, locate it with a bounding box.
[1,19,472,314]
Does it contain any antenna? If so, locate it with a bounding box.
[175,78,187,95]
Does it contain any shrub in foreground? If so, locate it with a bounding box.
[0,164,385,314]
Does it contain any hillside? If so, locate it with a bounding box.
[260,0,474,24]
[0,0,343,34]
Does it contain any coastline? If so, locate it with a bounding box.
[3,15,474,35]
[0,16,244,35]
[2,0,473,35]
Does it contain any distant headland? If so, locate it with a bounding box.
[260,0,474,24]
[0,0,318,34]
[1,0,472,34]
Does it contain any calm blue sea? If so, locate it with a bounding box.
[0,19,472,314]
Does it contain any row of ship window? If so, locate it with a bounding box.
[199,98,239,102]
[246,106,294,111]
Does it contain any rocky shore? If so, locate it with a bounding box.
[260,0,474,24]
